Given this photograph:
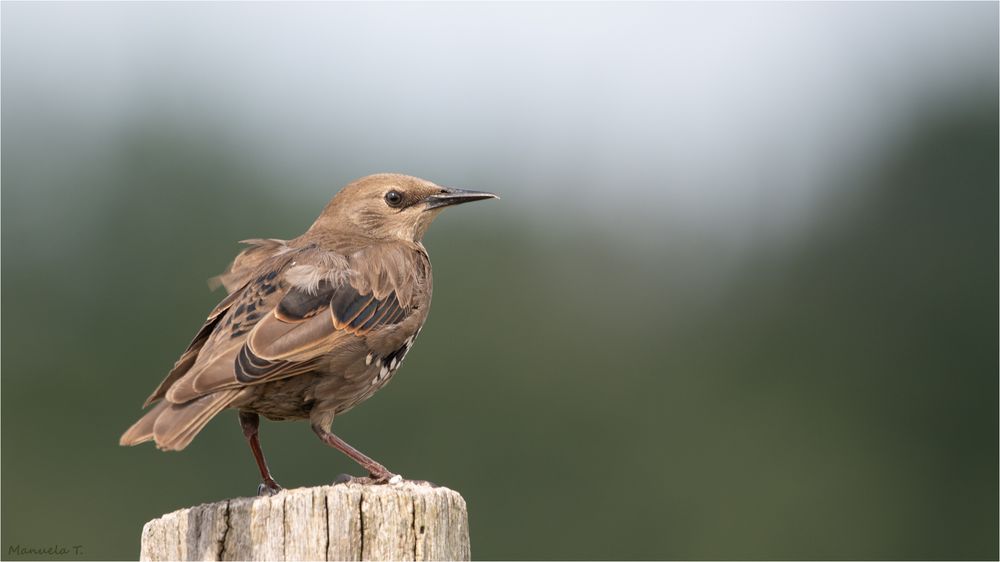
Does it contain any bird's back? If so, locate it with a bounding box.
[122,237,432,449]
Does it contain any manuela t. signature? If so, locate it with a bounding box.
[7,544,84,557]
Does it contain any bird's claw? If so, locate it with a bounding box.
[369,470,401,484]
[333,473,356,485]
[257,480,284,496]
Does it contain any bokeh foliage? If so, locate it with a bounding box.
[2,4,998,561]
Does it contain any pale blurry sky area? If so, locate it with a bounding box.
[3,2,995,242]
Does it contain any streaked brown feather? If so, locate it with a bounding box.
[164,257,295,402]
[347,243,425,307]
[126,230,433,450]
[163,243,426,401]
[143,285,248,407]
[119,400,170,446]
[210,238,291,293]
[152,389,245,451]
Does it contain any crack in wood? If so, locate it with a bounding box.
[139,483,467,561]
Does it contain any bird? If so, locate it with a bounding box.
[120,173,497,495]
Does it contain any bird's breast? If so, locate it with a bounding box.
[239,326,423,421]
[320,325,423,415]
[364,328,421,387]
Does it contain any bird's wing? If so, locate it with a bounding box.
[234,277,410,382]
[142,283,248,407]
[162,243,427,404]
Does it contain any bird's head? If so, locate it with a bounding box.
[309,174,497,243]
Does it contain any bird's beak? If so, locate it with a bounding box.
[423,188,499,210]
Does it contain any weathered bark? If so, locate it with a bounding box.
[139,483,469,561]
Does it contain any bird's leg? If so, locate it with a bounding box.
[311,423,398,484]
[239,411,284,496]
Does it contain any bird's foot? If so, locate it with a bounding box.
[332,471,403,486]
[257,479,284,496]
[332,472,439,487]
[370,469,402,485]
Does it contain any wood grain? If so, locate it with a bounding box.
[140,483,469,561]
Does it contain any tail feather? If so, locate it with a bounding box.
[119,400,170,446]
[120,390,242,451]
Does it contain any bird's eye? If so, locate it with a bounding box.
[384,190,404,208]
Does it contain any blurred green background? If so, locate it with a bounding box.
[2,2,997,560]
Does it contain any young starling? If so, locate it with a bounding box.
[120,173,497,495]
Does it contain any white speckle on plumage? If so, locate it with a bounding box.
[380,366,389,378]
[365,353,373,366]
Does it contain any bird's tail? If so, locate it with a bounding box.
[119,389,242,451]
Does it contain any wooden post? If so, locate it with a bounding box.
[139,482,470,561]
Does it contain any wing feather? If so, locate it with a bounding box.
[161,243,424,403]
[143,283,249,407]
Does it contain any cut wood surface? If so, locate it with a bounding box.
[139,482,470,561]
